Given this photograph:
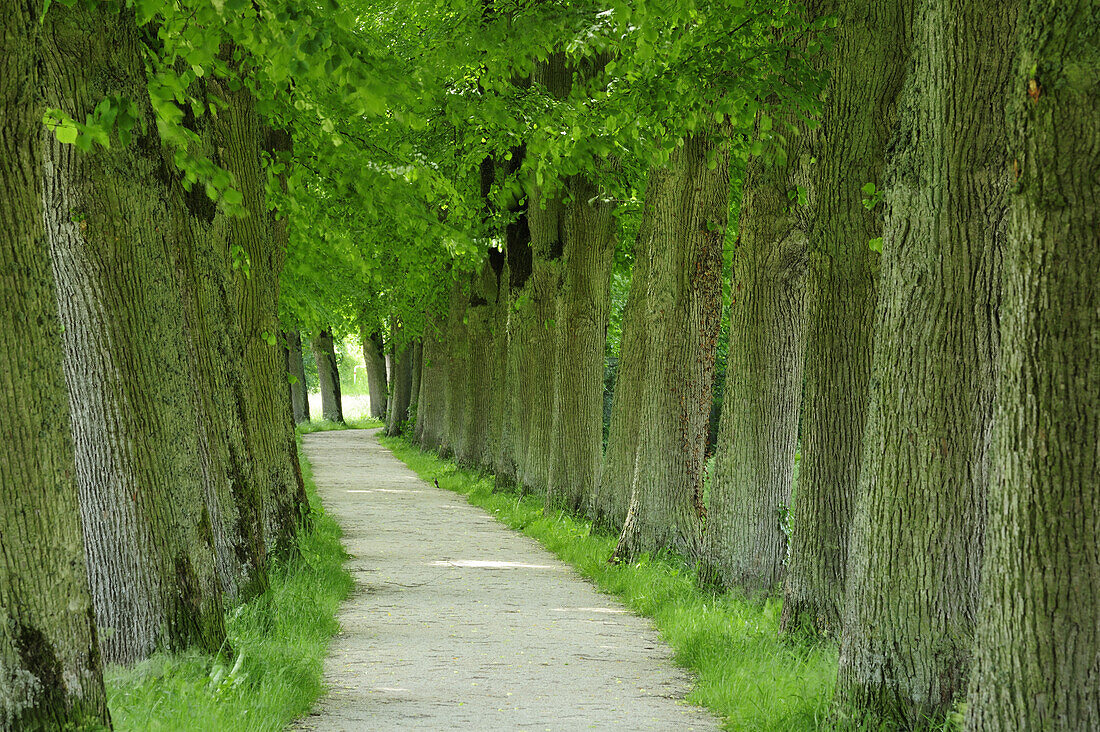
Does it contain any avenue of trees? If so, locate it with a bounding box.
[0,0,1096,730]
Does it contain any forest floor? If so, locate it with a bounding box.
[296,428,718,731]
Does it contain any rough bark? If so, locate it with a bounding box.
[701,137,809,595]
[833,0,1015,723]
[312,329,344,424]
[284,330,310,424]
[42,3,226,664]
[440,280,469,458]
[215,86,307,557]
[965,4,1099,729]
[359,318,388,420]
[408,338,423,426]
[0,0,110,723]
[782,0,913,638]
[415,309,448,450]
[611,129,730,562]
[545,175,616,513]
[385,324,414,436]
[459,263,499,465]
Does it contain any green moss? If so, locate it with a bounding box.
[105,439,352,731]
[380,435,839,732]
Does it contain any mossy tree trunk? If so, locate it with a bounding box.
[415,310,447,449]
[701,137,809,595]
[965,4,1099,728]
[42,2,226,664]
[440,279,469,458]
[0,0,110,723]
[215,82,307,558]
[546,175,616,514]
[284,330,310,424]
[782,0,913,637]
[833,0,1015,723]
[312,329,344,424]
[611,129,730,562]
[459,262,499,465]
[385,323,414,436]
[359,316,388,420]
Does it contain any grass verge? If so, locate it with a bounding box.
[379,435,838,732]
[105,435,353,731]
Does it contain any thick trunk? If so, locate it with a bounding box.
[593,190,654,530]
[42,3,225,664]
[0,0,110,723]
[415,310,447,449]
[312,329,344,424]
[459,263,499,465]
[546,175,616,514]
[214,78,306,558]
[284,330,310,423]
[701,139,809,595]
[408,339,423,425]
[611,129,730,562]
[834,0,1015,723]
[440,280,469,458]
[385,324,414,436]
[486,253,510,479]
[965,5,1099,729]
[359,320,388,420]
[781,0,912,637]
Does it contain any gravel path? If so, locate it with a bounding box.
[296,429,719,731]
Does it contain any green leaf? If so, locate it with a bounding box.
[868,237,883,253]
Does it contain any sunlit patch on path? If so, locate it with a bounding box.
[296,428,718,731]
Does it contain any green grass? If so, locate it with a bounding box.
[379,435,839,731]
[295,416,383,435]
[105,438,353,731]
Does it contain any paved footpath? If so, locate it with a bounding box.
[296,429,719,732]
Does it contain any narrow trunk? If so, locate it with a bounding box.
[0,0,110,721]
[215,80,307,558]
[42,3,225,664]
[701,137,809,595]
[284,330,309,423]
[611,129,730,562]
[408,338,423,426]
[833,0,1015,723]
[385,324,414,436]
[312,329,344,424]
[359,319,388,420]
[546,175,616,513]
[965,5,1099,728]
[782,0,913,637]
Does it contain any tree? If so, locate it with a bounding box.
[385,323,415,436]
[701,127,809,595]
[359,318,388,420]
[42,2,227,664]
[833,0,1016,722]
[0,0,110,723]
[312,329,345,424]
[965,3,1099,728]
[611,128,730,562]
[285,330,310,423]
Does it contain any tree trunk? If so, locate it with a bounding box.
[284,330,310,424]
[312,329,344,424]
[459,262,499,465]
[359,319,388,420]
[415,309,447,449]
[611,129,730,562]
[833,0,1015,723]
[965,5,1099,728]
[214,79,307,558]
[0,0,110,722]
[440,280,469,458]
[42,3,226,664]
[593,187,654,530]
[782,0,913,638]
[701,136,809,595]
[385,324,414,436]
[546,175,616,513]
[486,251,510,479]
[408,338,423,427]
